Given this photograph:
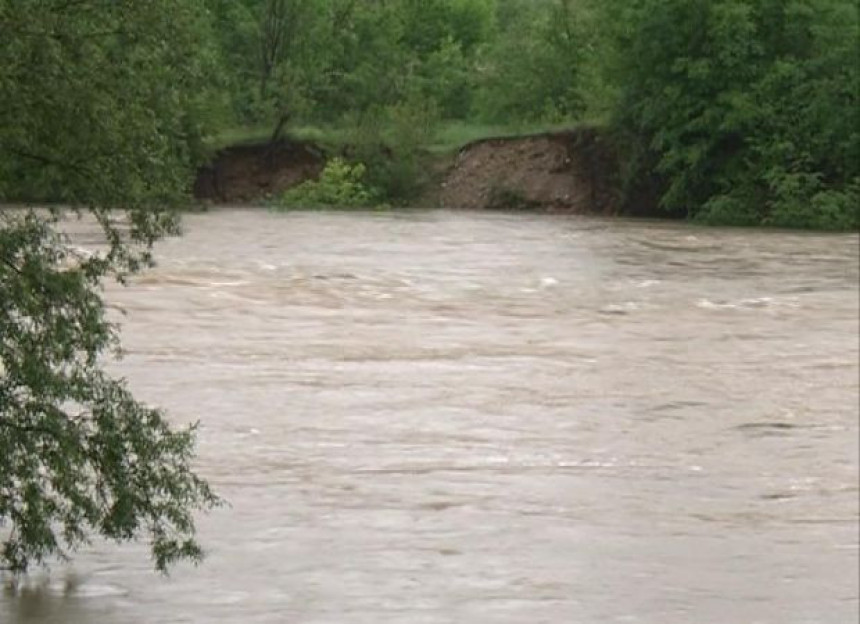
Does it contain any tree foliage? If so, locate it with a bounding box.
[599,0,859,228]
[475,0,591,123]
[205,0,497,127]
[0,0,220,573]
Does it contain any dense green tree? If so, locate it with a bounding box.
[313,0,407,120]
[208,0,495,130]
[394,0,492,117]
[204,0,261,121]
[600,0,859,228]
[0,0,220,573]
[474,0,591,123]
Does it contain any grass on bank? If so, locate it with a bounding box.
[207,119,579,155]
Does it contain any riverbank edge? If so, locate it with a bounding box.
[192,126,662,218]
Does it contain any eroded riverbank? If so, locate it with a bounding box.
[194,128,637,215]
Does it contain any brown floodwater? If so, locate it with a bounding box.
[2,209,858,623]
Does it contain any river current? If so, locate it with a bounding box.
[2,209,858,623]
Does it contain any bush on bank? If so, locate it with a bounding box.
[272,158,380,209]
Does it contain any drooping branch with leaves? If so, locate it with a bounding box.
[0,0,221,573]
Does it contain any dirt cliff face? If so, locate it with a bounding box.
[195,127,625,214]
[439,128,621,214]
[194,140,324,203]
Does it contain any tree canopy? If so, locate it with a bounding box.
[602,0,859,228]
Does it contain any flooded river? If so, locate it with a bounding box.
[2,209,858,623]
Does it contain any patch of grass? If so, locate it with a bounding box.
[427,120,575,154]
[205,124,351,151]
[287,125,353,149]
[206,124,272,150]
[210,119,583,155]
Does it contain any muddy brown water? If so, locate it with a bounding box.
[2,209,858,624]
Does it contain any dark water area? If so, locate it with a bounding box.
[2,209,858,623]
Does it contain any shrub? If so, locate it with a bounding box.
[765,174,860,230]
[273,158,379,209]
[340,98,440,204]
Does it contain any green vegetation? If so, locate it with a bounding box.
[0,0,220,574]
[201,0,857,228]
[603,0,859,229]
[0,0,857,576]
[274,158,379,209]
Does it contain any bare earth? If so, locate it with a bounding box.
[195,128,623,214]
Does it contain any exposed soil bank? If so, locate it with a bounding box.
[195,127,634,214]
[439,127,621,214]
[194,139,324,203]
